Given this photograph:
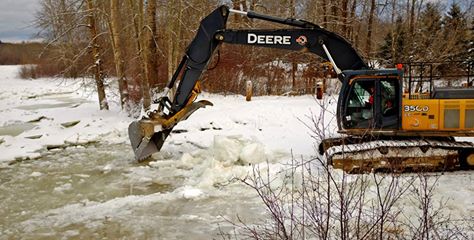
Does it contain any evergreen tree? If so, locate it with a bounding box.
[413,3,442,61]
[379,17,408,66]
[436,3,471,82]
[442,3,469,61]
[393,18,408,64]
[379,32,394,65]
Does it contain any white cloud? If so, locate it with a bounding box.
[0,0,41,42]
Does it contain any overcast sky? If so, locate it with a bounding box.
[0,0,41,42]
[0,0,470,43]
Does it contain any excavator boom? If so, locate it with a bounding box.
[129,5,367,161]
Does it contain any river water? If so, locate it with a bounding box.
[0,143,268,239]
[0,65,292,239]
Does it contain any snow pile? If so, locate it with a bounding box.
[213,135,266,165]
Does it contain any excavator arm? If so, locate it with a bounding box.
[129,5,367,160]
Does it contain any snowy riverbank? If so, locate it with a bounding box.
[0,65,472,239]
[0,65,335,164]
[0,65,130,162]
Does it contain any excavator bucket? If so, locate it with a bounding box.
[128,120,172,161]
[128,100,213,161]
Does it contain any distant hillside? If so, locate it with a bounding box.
[0,41,45,65]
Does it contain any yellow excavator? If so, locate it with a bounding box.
[323,61,474,172]
[128,5,474,172]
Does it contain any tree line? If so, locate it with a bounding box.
[32,0,473,113]
[0,42,43,65]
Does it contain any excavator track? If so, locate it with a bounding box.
[325,139,474,173]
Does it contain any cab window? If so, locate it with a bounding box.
[343,80,375,128]
[381,80,397,117]
[380,79,399,129]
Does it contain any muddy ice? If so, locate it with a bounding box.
[0,139,282,239]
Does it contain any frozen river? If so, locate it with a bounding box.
[1,65,473,239]
[0,142,268,239]
[1,66,297,239]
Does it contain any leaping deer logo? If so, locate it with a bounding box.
[296,35,307,46]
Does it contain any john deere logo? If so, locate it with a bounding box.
[247,33,291,45]
[296,35,307,46]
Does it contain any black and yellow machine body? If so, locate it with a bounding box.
[331,68,474,171]
[401,97,474,133]
[337,69,474,137]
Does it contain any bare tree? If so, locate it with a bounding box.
[366,0,376,58]
[86,0,109,110]
[144,0,159,94]
[32,0,474,112]
[341,0,349,37]
[109,0,129,110]
[127,0,151,110]
[409,0,416,36]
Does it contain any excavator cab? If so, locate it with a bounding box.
[338,69,402,133]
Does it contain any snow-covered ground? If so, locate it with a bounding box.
[0,65,332,238]
[0,65,334,164]
[0,65,472,239]
[0,66,130,163]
